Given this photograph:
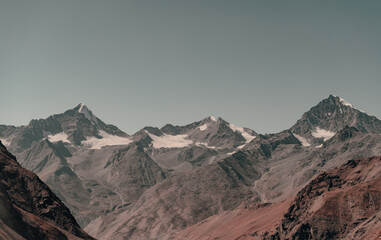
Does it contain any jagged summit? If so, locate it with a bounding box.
[331,95,353,107]
[76,103,98,124]
[198,115,222,124]
[290,95,381,146]
[133,115,257,150]
[0,104,128,152]
[328,94,367,113]
[77,103,89,113]
[209,115,218,122]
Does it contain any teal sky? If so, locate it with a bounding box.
[1,0,380,134]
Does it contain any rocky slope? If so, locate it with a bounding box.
[252,127,381,203]
[173,156,381,240]
[85,153,262,239]
[84,126,299,239]
[267,156,381,239]
[0,141,94,240]
[173,199,293,240]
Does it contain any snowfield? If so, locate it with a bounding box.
[78,103,98,124]
[311,127,336,141]
[148,133,193,149]
[198,123,208,131]
[293,134,311,147]
[83,130,132,149]
[229,123,256,143]
[47,132,71,143]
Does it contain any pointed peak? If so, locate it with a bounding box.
[200,116,221,124]
[326,95,344,105]
[291,95,381,139]
[339,98,353,108]
[207,116,227,122]
[328,94,338,99]
[73,103,87,111]
[319,95,364,113]
[330,95,353,108]
[76,103,88,112]
[75,103,98,124]
[209,116,218,122]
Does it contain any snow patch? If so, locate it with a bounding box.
[148,133,192,149]
[78,104,98,124]
[229,123,256,143]
[0,138,10,147]
[338,97,353,108]
[333,95,353,108]
[198,123,208,131]
[195,142,218,149]
[316,144,323,148]
[227,151,236,156]
[83,130,131,149]
[334,95,367,113]
[210,116,217,122]
[293,134,311,147]
[311,127,336,141]
[242,133,256,143]
[48,132,71,143]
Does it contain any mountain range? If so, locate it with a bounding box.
[1,95,381,239]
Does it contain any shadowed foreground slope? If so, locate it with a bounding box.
[0,141,95,240]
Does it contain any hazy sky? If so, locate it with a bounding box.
[1,0,380,134]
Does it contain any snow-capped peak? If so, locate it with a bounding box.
[332,95,367,114]
[78,103,98,124]
[78,103,86,112]
[335,96,353,108]
[209,116,218,122]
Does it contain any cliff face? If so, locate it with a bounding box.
[0,141,95,240]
